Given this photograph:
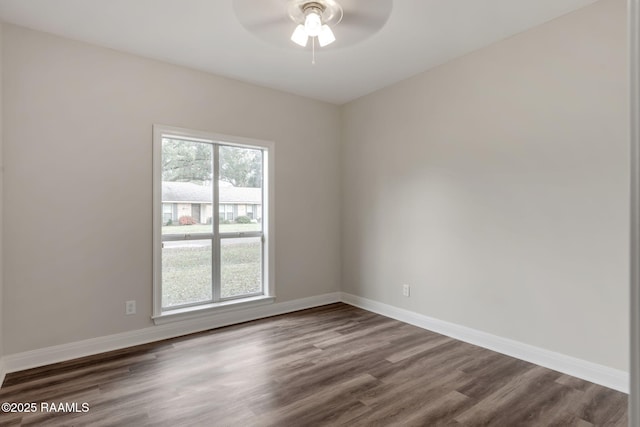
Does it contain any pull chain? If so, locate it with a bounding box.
[312,37,316,65]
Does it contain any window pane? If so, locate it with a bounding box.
[162,240,212,308]
[220,237,262,299]
[162,138,213,234]
[219,146,262,233]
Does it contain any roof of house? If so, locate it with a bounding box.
[162,181,261,204]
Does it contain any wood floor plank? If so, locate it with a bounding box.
[0,303,627,426]
[400,390,473,427]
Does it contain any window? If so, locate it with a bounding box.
[219,204,235,222]
[162,203,174,225]
[153,125,274,322]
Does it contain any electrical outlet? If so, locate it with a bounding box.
[125,300,136,315]
[402,284,410,297]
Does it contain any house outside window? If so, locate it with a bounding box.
[153,125,274,323]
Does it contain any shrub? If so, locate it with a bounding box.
[178,215,197,225]
[235,216,251,224]
[165,219,173,226]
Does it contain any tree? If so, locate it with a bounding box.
[162,139,262,188]
[162,138,212,184]
[219,146,262,188]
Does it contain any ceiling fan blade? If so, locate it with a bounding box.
[329,3,393,46]
[241,16,291,33]
[233,0,293,29]
[340,10,390,31]
[234,0,393,49]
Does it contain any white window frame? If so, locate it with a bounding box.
[152,125,275,324]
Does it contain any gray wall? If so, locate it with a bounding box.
[341,0,628,371]
[0,22,3,363]
[1,0,630,374]
[2,25,342,354]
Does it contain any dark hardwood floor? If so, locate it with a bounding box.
[0,303,628,426]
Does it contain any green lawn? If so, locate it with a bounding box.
[162,239,261,308]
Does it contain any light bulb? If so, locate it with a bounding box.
[291,24,308,47]
[304,11,322,37]
[318,24,335,47]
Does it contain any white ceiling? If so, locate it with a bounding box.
[0,0,598,104]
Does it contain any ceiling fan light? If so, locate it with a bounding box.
[318,24,336,47]
[291,24,308,46]
[304,11,322,37]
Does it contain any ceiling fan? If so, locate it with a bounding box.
[233,0,393,63]
[288,1,343,49]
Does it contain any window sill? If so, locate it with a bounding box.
[152,295,275,325]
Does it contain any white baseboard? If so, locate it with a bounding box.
[2,292,341,375]
[341,292,629,393]
[1,291,629,394]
